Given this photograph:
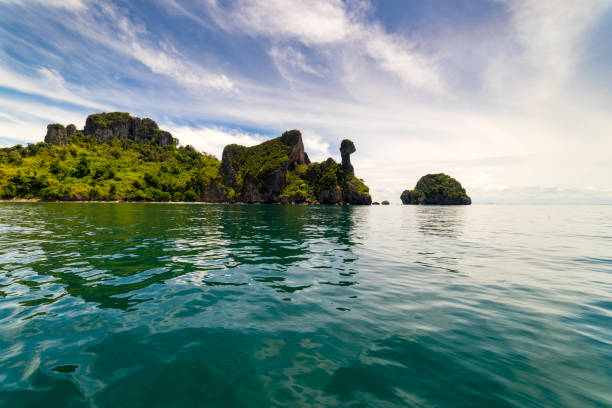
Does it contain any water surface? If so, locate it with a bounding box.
[0,203,610,407]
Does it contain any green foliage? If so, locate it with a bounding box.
[183,190,198,201]
[280,164,315,202]
[301,159,343,197]
[282,158,370,203]
[0,135,221,202]
[220,131,300,200]
[346,174,369,195]
[1,124,372,204]
[87,112,132,128]
[402,173,470,205]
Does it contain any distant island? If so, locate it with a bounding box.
[0,112,371,205]
[401,173,471,205]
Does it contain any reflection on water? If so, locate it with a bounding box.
[0,204,361,312]
[0,203,611,407]
[415,206,465,238]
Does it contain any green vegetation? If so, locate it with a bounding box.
[0,134,220,201]
[87,112,132,128]
[281,159,369,203]
[220,130,301,201]
[2,114,372,204]
[401,173,471,205]
[280,164,315,202]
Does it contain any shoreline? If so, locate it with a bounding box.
[0,198,361,205]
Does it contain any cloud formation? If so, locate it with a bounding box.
[0,0,611,203]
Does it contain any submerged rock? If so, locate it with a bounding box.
[401,173,471,205]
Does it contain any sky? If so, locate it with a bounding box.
[0,0,611,203]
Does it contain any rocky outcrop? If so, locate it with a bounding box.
[219,133,371,205]
[45,112,176,147]
[340,139,355,174]
[44,124,68,146]
[84,113,176,146]
[401,173,471,205]
[201,181,226,202]
[66,124,76,138]
[219,130,309,203]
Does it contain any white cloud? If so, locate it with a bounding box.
[486,0,612,105]
[269,46,323,81]
[0,63,110,110]
[82,3,234,92]
[206,0,353,45]
[162,124,266,158]
[0,0,86,10]
[205,0,441,90]
[0,97,86,145]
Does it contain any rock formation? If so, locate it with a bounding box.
[84,113,176,146]
[340,139,356,174]
[38,112,371,204]
[66,124,76,138]
[219,130,309,203]
[219,132,371,205]
[44,124,69,146]
[401,173,471,205]
[46,112,176,147]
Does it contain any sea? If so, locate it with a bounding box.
[0,203,610,407]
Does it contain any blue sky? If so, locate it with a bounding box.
[1,0,611,203]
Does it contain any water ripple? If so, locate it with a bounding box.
[0,203,611,407]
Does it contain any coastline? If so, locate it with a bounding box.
[0,198,358,205]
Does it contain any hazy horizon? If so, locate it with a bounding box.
[1,0,611,204]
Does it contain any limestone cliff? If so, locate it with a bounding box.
[218,131,371,205]
[219,130,310,203]
[44,124,69,146]
[46,112,176,147]
[36,112,371,204]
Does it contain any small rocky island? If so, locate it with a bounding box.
[401,173,471,205]
[0,112,371,205]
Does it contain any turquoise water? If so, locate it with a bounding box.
[0,203,610,407]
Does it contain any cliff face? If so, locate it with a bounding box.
[401,173,471,205]
[84,113,175,146]
[218,130,371,205]
[219,130,310,203]
[44,124,69,146]
[46,112,176,147]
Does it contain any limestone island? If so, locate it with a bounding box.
[0,112,371,205]
[401,173,471,205]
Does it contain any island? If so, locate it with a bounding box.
[0,112,372,205]
[401,173,471,205]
